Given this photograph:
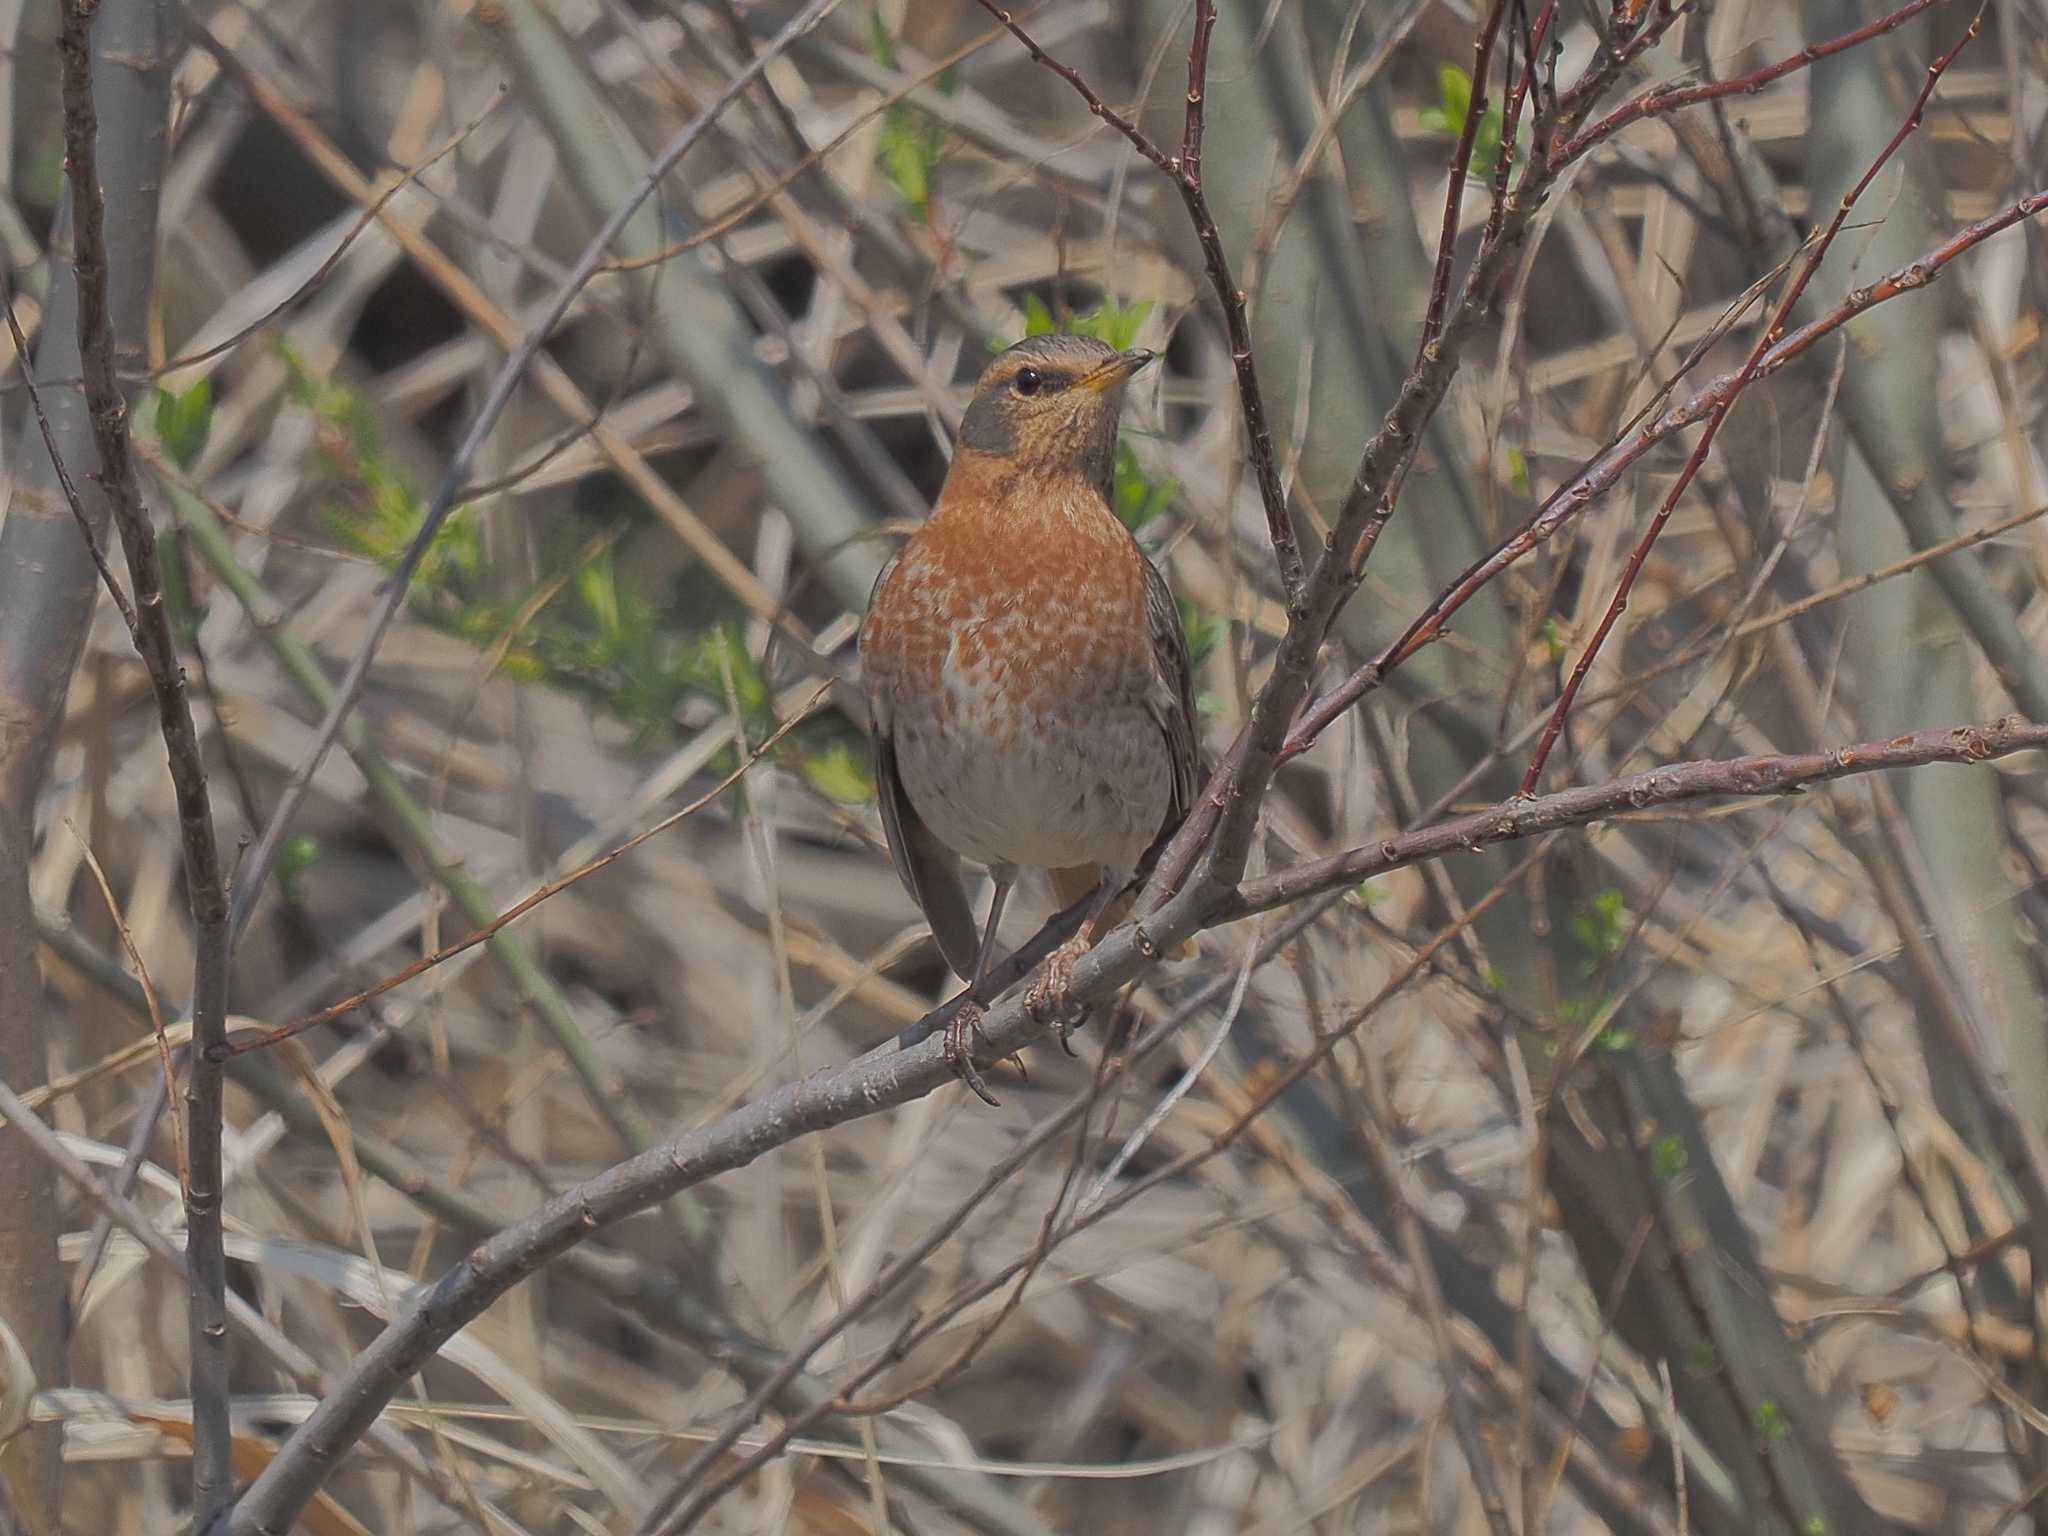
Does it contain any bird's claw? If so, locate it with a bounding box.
[1026,936,1089,1054]
[942,1000,1004,1106]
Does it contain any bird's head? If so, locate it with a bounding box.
[955,333,1155,495]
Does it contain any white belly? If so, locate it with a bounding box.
[894,707,1170,873]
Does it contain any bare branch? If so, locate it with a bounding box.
[1552,0,1952,166]
[57,0,233,1515]
[1287,181,2048,758]
[1241,716,2044,914]
[1519,2,1985,792]
[221,712,2045,1534]
[972,0,1304,599]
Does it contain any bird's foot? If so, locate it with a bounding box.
[942,1000,1003,1107]
[1026,935,1091,1054]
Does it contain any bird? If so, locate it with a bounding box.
[859,331,1199,1104]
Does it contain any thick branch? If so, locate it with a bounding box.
[1241,717,2045,914]
[221,714,2043,1534]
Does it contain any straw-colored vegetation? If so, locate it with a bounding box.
[2,0,2046,1532]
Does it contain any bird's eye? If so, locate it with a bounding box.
[1012,367,1043,397]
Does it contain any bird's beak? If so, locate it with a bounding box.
[1076,348,1158,394]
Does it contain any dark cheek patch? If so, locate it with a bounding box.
[959,392,1016,456]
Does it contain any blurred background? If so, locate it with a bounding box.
[2,0,2046,1530]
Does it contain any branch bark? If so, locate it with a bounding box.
[0,1,172,1526]
[222,714,2045,1534]
[55,0,232,1513]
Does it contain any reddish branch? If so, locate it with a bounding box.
[215,707,2048,1536]
[1241,716,2048,914]
[1484,0,1556,252]
[972,1,1304,602]
[1418,0,1515,360]
[1284,180,2048,760]
[1190,0,1674,893]
[1553,0,1951,167]
[1518,3,1984,793]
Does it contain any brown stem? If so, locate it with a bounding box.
[971,0,1304,600]
[1552,0,1952,166]
[1285,181,2048,759]
[1244,716,2045,914]
[1518,1,1985,794]
[57,0,234,1515]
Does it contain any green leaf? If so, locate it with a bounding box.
[864,7,897,69]
[1593,1024,1633,1053]
[575,556,623,643]
[1420,64,1510,175]
[880,121,928,212]
[1506,447,1530,496]
[1470,103,1506,177]
[274,833,323,895]
[800,740,874,804]
[152,377,213,471]
[686,623,769,725]
[869,12,945,214]
[1653,1134,1687,1180]
[494,650,547,683]
[1437,64,1472,123]
[1569,887,1627,964]
[1754,1399,1787,1443]
[1004,295,1153,351]
[1112,437,1178,531]
[1021,292,1057,337]
[1075,297,1152,352]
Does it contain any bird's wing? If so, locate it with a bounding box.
[1141,553,1200,832]
[865,559,982,982]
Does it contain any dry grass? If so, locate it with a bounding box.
[4,0,2047,1531]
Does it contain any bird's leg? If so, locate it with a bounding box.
[944,866,1017,1106]
[1027,867,1126,1052]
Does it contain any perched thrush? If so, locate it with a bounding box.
[860,333,1198,1102]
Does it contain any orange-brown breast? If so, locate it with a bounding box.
[862,451,1154,736]
[861,449,1174,872]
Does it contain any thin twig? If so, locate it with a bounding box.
[66,822,187,1193]
[1552,0,1953,166]
[1347,1015,1517,1534]
[1418,0,1516,360]
[1518,3,1986,793]
[58,0,234,1515]
[973,0,1304,600]
[222,684,830,1058]
[220,0,847,949]
[221,713,2046,1535]
[1284,182,2048,759]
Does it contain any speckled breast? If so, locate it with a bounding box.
[863,500,1172,873]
